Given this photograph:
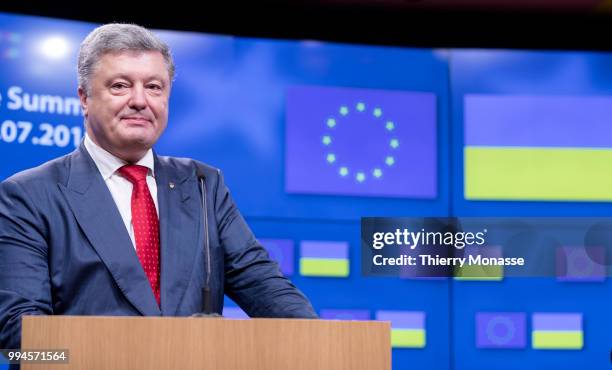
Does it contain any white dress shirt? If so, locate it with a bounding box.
[83,134,159,250]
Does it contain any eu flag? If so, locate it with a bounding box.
[286,85,437,198]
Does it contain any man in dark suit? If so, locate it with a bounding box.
[0,23,316,350]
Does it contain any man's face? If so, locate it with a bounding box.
[79,50,171,162]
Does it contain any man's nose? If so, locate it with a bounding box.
[128,84,147,110]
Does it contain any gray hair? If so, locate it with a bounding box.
[77,23,175,94]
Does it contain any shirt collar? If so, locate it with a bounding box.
[84,133,155,180]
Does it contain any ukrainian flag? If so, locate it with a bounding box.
[299,241,349,277]
[454,245,504,281]
[376,310,426,348]
[532,313,583,350]
[464,95,612,201]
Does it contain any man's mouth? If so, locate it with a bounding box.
[121,116,152,124]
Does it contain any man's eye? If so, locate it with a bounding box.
[111,83,127,89]
[147,84,162,90]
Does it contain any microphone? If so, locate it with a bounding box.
[192,167,221,318]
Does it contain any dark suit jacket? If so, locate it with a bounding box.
[0,144,316,349]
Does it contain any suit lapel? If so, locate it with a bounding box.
[58,145,161,316]
[155,155,202,315]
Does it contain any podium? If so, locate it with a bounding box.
[21,315,391,370]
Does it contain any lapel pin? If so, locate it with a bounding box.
[169,182,175,189]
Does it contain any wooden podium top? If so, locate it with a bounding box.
[21,315,391,370]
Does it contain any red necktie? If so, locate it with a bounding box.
[118,164,160,306]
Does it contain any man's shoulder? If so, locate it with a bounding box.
[155,155,221,180]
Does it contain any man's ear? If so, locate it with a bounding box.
[77,87,88,116]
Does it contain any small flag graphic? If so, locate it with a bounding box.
[455,245,504,281]
[476,312,526,349]
[260,238,294,276]
[300,241,350,277]
[376,310,426,348]
[223,306,249,319]
[556,246,605,282]
[320,309,370,321]
[532,313,583,350]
